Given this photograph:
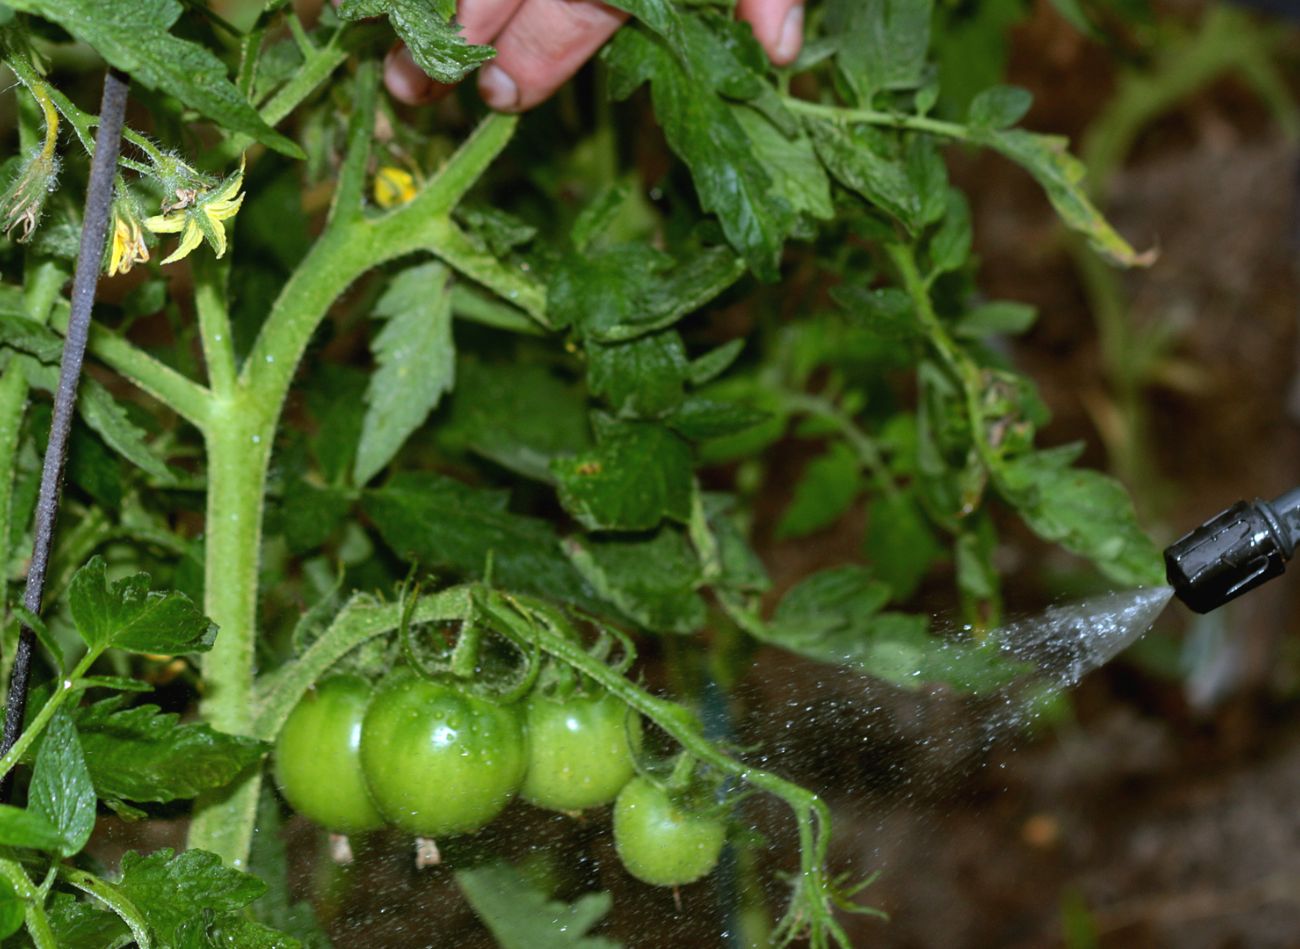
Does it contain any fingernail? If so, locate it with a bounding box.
[775,5,804,65]
[479,64,519,112]
[384,46,433,104]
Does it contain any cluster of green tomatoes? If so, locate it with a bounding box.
[273,671,729,887]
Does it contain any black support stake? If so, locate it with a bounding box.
[0,70,130,800]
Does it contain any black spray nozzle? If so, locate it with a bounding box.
[1164,488,1300,613]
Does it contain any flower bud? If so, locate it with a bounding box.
[1,148,60,242]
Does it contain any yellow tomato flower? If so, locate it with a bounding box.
[373,166,417,209]
[145,157,245,265]
[107,202,150,276]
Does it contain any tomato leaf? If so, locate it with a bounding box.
[364,472,601,611]
[68,556,216,655]
[823,0,933,105]
[970,127,1154,267]
[564,529,706,634]
[604,24,794,279]
[587,331,688,419]
[863,491,944,601]
[354,263,456,485]
[0,803,69,852]
[106,849,272,948]
[29,711,96,858]
[456,860,619,949]
[73,699,268,806]
[776,443,862,539]
[336,0,493,84]
[552,418,693,532]
[967,85,1034,130]
[40,893,131,949]
[996,446,1165,587]
[3,0,301,157]
[442,361,592,484]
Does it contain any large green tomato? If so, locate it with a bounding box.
[273,675,385,834]
[520,689,641,812]
[613,777,726,886]
[359,671,527,837]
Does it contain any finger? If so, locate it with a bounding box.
[479,0,626,112]
[737,0,804,66]
[382,0,526,105]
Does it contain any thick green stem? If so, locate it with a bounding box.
[189,105,530,867]
[186,396,273,868]
[193,256,238,398]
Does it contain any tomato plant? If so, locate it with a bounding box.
[613,776,728,887]
[520,685,642,812]
[0,0,1221,945]
[358,670,528,837]
[273,674,384,834]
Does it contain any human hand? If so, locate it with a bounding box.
[377,0,805,112]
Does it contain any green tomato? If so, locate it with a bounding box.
[360,671,527,837]
[613,776,726,886]
[520,689,641,812]
[273,675,385,834]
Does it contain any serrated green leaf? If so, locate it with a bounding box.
[15,334,175,483]
[564,528,706,634]
[830,284,922,341]
[5,0,301,156]
[548,244,741,342]
[972,127,1153,267]
[552,419,692,532]
[29,711,95,858]
[604,25,793,279]
[68,556,216,654]
[42,893,129,949]
[762,566,1008,689]
[74,699,268,804]
[967,85,1033,130]
[587,331,687,418]
[337,0,493,84]
[808,120,926,233]
[863,491,943,600]
[364,472,600,611]
[824,0,933,105]
[354,263,456,484]
[733,105,833,222]
[996,447,1164,586]
[443,361,591,483]
[457,860,620,949]
[79,379,176,485]
[776,443,862,539]
[110,849,268,947]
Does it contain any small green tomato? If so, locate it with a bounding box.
[273,675,385,834]
[520,689,641,812]
[613,776,726,886]
[359,670,527,837]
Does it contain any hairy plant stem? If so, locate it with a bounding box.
[0,71,128,800]
[187,66,536,865]
[0,857,55,949]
